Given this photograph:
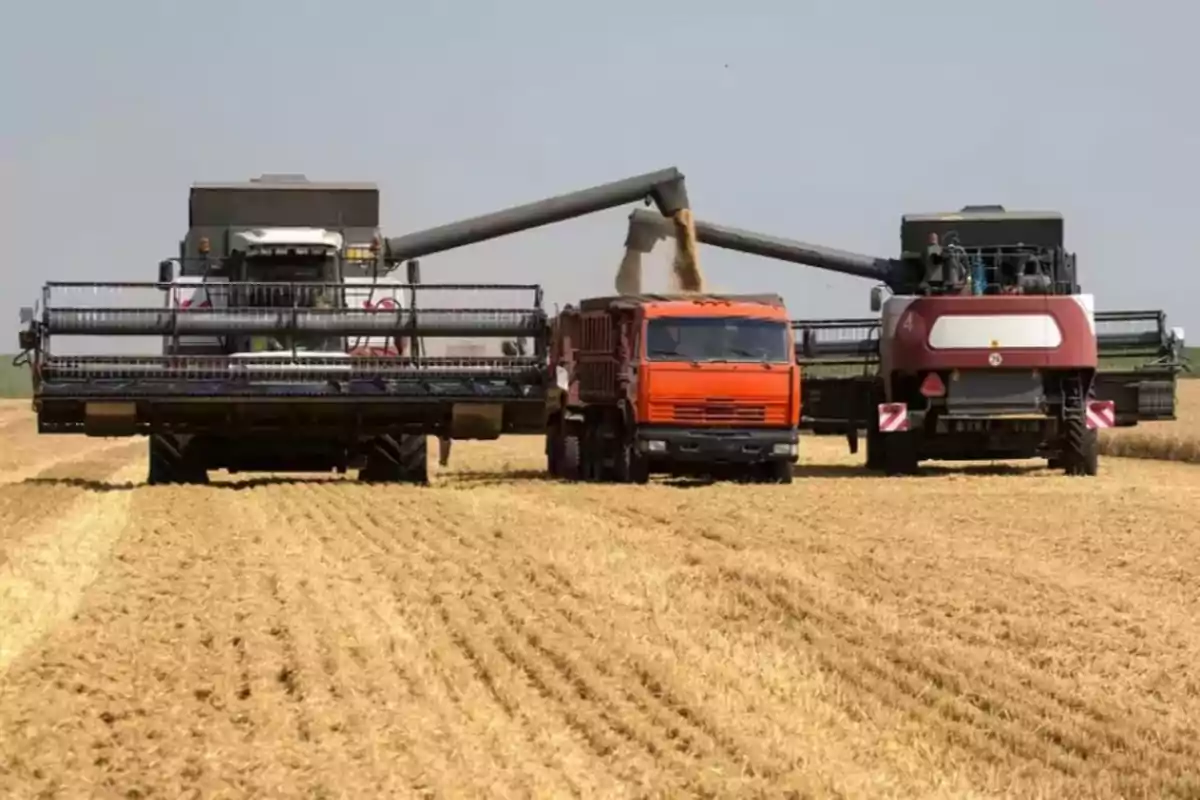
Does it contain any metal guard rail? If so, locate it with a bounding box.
[38,354,546,383]
[31,281,548,339]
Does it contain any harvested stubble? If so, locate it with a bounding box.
[2,407,1200,798]
[1099,380,1200,464]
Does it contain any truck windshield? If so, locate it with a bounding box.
[645,317,791,363]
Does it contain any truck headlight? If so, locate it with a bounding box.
[772,443,797,456]
[641,440,666,453]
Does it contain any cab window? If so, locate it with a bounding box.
[645,316,791,363]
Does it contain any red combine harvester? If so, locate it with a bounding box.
[625,206,1187,476]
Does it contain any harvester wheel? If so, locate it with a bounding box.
[1061,415,1098,477]
[147,434,209,486]
[360,434,429,484]
[864,424,884,471]
[399,434,430,484]
[882,432,920,476]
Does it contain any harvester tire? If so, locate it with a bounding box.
[1061,415,1098,477]
[360,434,429,484]
[882,432,920,476]
[864,424,884,471]
[398,434,430,484]
[147,434,209,486]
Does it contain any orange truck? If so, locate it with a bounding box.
[544,293,801,484]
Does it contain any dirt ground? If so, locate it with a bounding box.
[2,400,1200,799]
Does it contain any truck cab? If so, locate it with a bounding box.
[546,293,801,484]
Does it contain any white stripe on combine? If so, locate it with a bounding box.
[927,314,1063,350]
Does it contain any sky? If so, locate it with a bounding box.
[2,0,1197,347]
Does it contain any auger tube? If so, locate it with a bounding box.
[384,168,692,263]
[625,208,901,286]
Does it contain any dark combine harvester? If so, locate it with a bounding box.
[625,206,1187,476]
[16,169,696,485]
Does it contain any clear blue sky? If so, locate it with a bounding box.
[3,1,1197,341]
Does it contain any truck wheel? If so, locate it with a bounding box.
[579,428,600,482]
[546,431,561,477]
[613,441,649,484]
[764,460,794,485]
[882,432,920,476]
[1060,416,1098,477]
[147,434,209,486]
[560,434,581,481]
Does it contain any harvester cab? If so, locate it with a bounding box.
[17,168,700,486]
[624,206,1187,477]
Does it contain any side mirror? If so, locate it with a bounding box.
[869,286,884,313]
[158,260,175,284]
[18,307,33,324]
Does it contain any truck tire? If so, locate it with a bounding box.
[1060,415,1098,477]
[613,441,649,484]
[560,434,581,481]
[546,431,561,477]
[147,433,209,486]
[763,460,794,485]
[882,431,920,476]
[581,426,609,482]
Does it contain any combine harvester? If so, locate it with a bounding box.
[625,206,1186,476]
[15,169,701,485]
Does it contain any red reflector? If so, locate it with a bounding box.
[919,372,946,397]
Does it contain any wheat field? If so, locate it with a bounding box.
[1,399,1200,799]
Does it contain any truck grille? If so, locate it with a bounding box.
[672,402,767,424]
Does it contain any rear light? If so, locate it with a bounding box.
[919,371,946,398]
